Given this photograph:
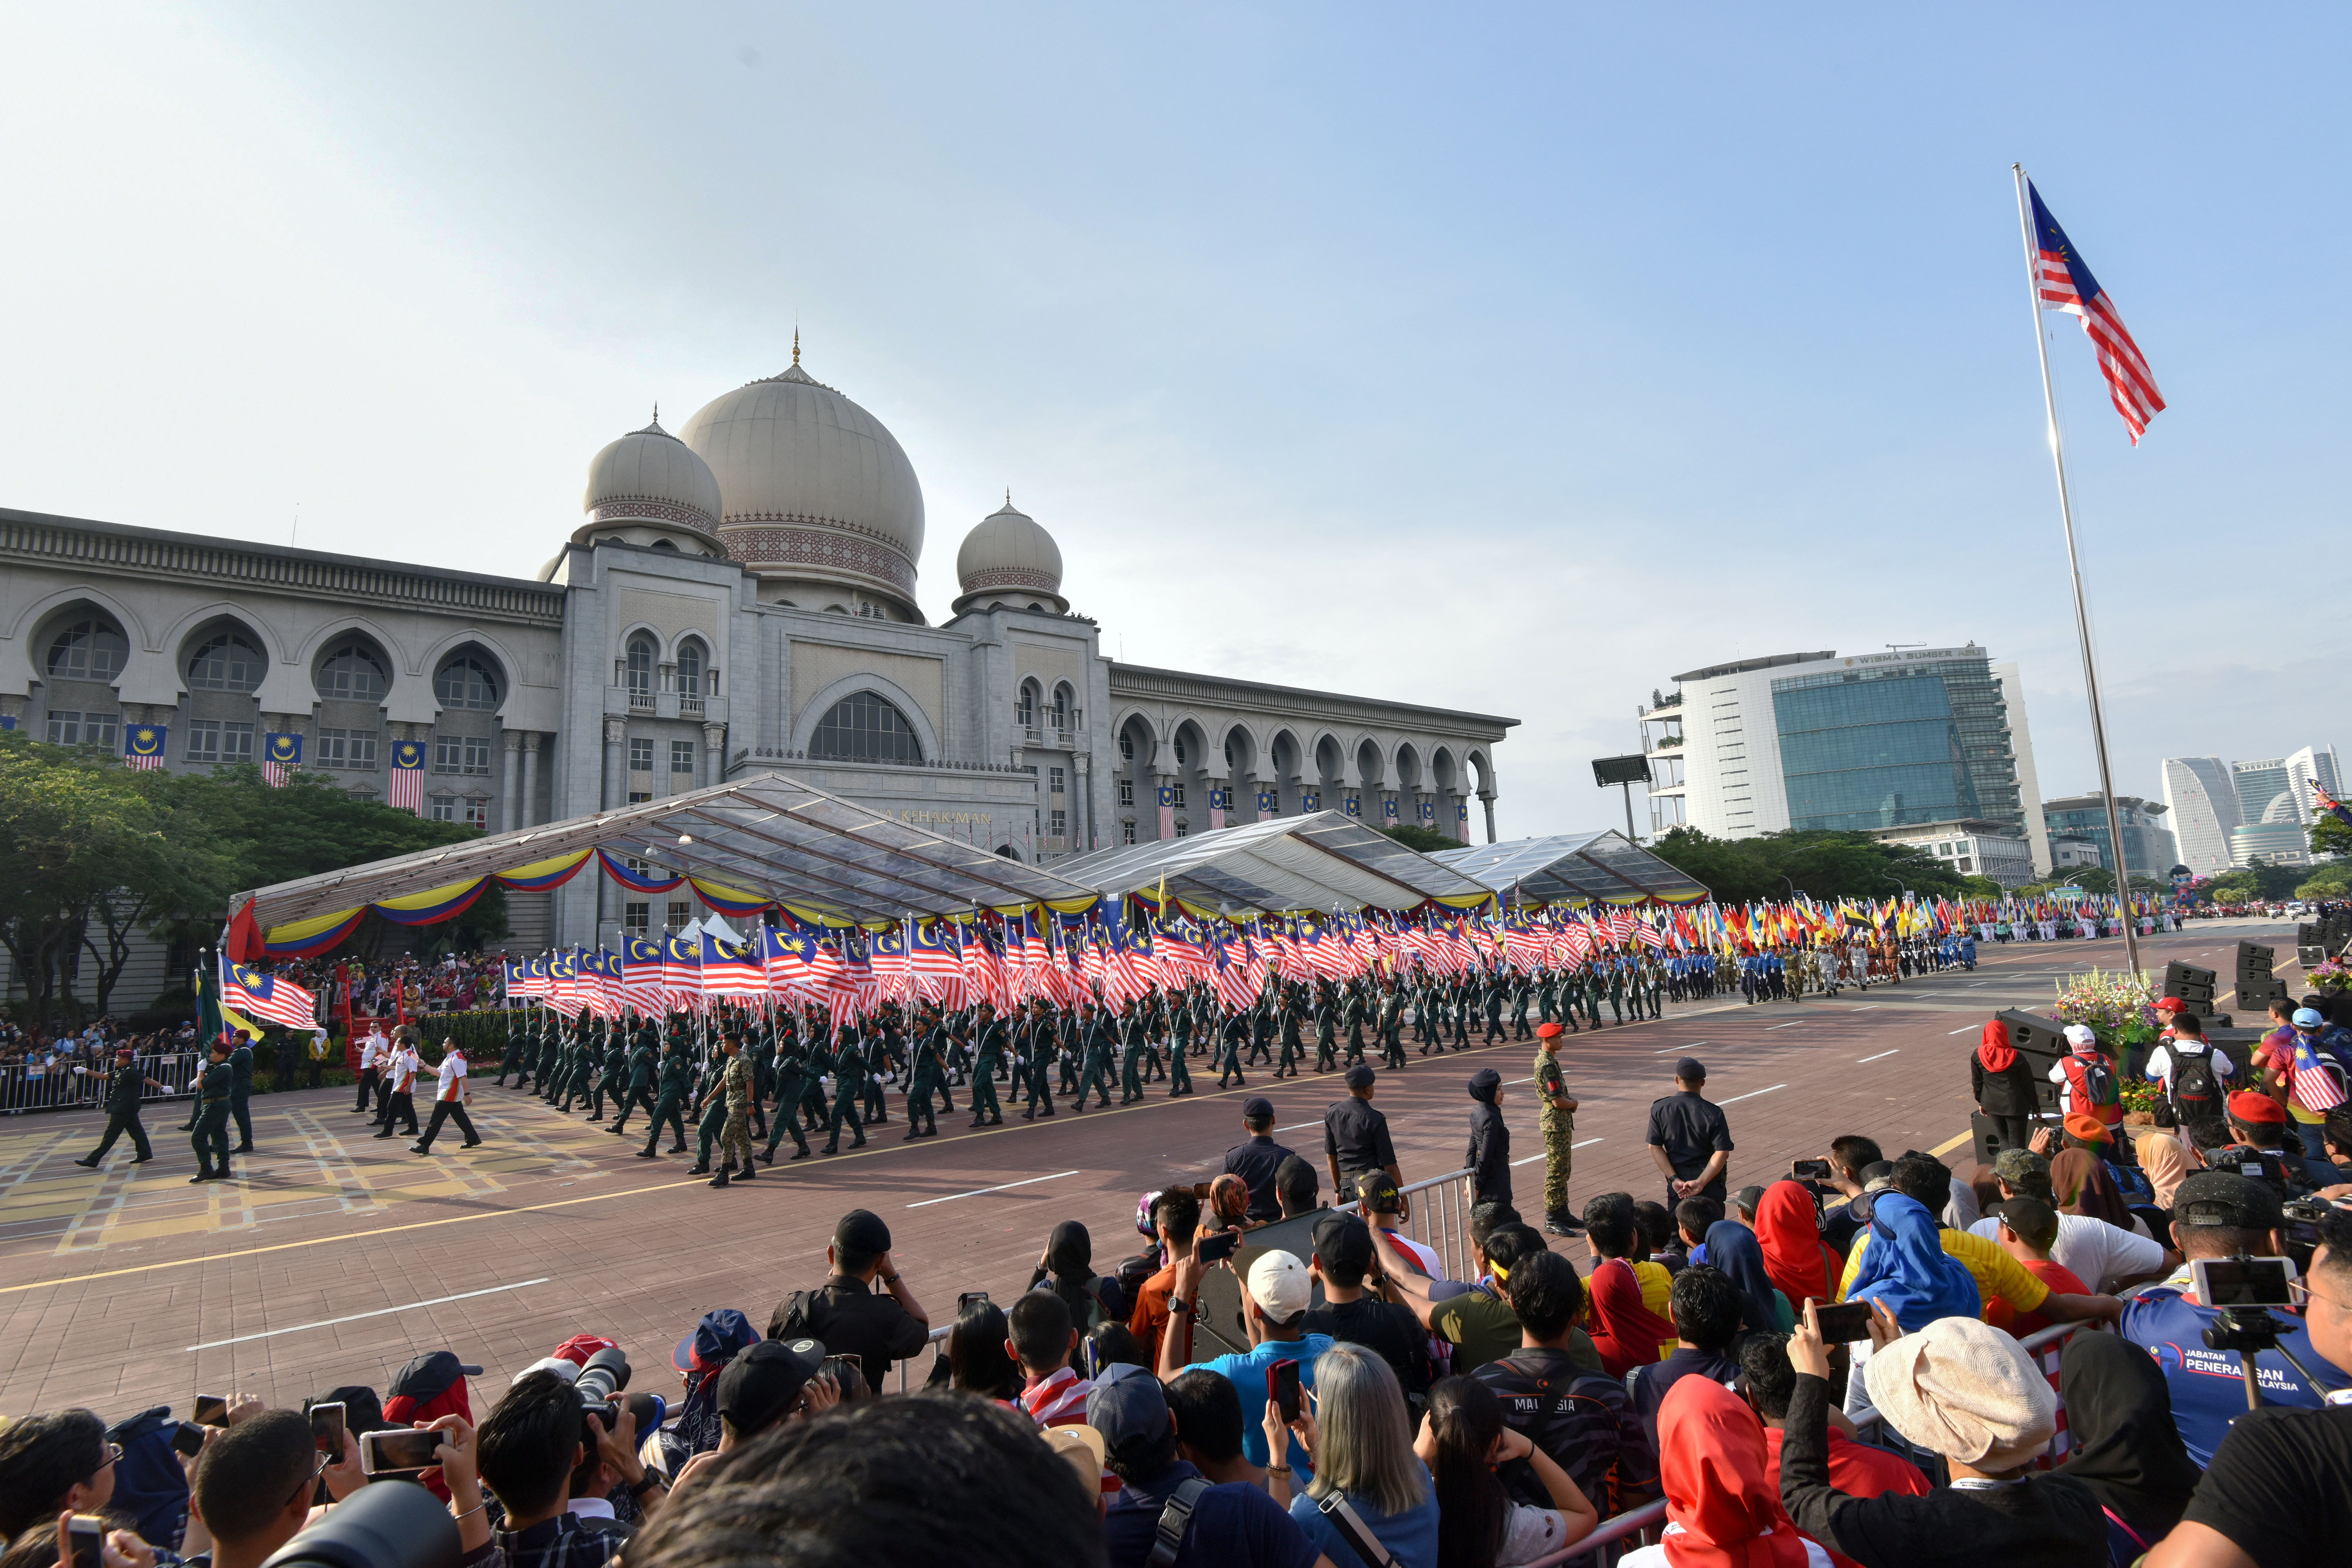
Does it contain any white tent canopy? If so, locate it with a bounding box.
[1430,831,1710,906]
[1052,811,1494,917]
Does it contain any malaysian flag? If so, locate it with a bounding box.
[622,936,666,1014]
[261,731,303,787]
[219,957,319,1030]
[700,932,767,997]
[2027,181,2165,443]
[1157,784,1176,840]
[388,739,426,813]
[123,724,167,770]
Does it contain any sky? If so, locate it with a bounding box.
[1,3,2342,841]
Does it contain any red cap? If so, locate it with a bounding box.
[2153,996,2185,1013]
[549,1334,616,1369]
[1535,1022,1564,1040]
[2227,1090,2288,1125]
[2062,1112,2111,1143]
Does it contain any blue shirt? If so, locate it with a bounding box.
[1102,1460,1320,1568]
[1290,1475,1440,1568]
[2119,1285,2350,1467]
[1184,1334,1335,1477]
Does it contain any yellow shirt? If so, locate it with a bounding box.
[1835,1224,2051,1317]
[1581,1256,1680,1362]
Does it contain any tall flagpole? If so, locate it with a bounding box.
[2012,162,2140,980]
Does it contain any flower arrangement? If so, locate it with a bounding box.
[2310,958,2350,994]
[2052,966,2159,1048]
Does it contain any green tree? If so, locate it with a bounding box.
[2313,815,2352,860]
[1647,826,1974,904]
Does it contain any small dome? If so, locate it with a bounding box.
[577,414,724,551]
[952,494,1067,615]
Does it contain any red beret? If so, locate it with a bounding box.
[2227,1090,2288,1125]
[2062,1112,2111,1143]
[1535,1021,1564,1040]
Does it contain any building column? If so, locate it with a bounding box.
[501,730,524,832]
[1480,789,1497,844]
[599,719,624,811]
[703,722,727,790]
[520,733,543,828]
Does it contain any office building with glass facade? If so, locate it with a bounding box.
[2041,794,2180,884]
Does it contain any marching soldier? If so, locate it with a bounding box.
[1018,1000,1057,1120]
[761,1029,814,1161]
[189,1039,236,1183]
[608,1023,659,1135]
[1534,1021,1583,1238]
[1482,975,1506,1043]
[1216,1007,1249,1089]
[1509,974,1532,1040]
[905,1021,946,1139]
[1313,986,1338,1074]
[588,1025,628,1122]
[1073,1003,1115,1111]
[1276,994,1304,1079]
[967,1003,1006,1125]
[1344,982,1371,1062]
[495,1014,525,1087]
[1119,1000,1149,1105]
[822,1027,870,1153]
[73,1045,167,1169]
[634,1037,694,1158]
[225,1032,257,1152]
[708,1033,756,1187]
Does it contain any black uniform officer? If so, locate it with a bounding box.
[1221,1097,1295,1223]
[1324,1063,1401,1203]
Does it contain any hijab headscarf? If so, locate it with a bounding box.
[1654,1375,1809,1568]
[1977,1018,2018,1072]
[1587,1256,1678,1378]
[1752,1181,1834,1308]
[2137,1132,2200,1211]
[2050,1149,2133,1230]
[1703,1220,1792,1333]
[1847,1192,1980,1331]
[2057,1330,2202,1551]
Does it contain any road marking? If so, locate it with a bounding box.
[186,1279,549,1351]
[1848,1005,1881,1010]
[907,1169,1079,1208]
[1716,1084,1786,1105]
[1930,1129,1974,1157]
[1765,1022,1801,1030]
[1277,1122,1320,1132]
[1856,1051,1900,1064]
[1513,1137,1604,1167]
[1947,1026,1978,1035]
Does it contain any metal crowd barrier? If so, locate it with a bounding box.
[0,1051,206,1115]
[1335,1165,1478,1283]
[1525,1316,2099,1566]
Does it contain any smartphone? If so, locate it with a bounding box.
[1811,1302,1875,1343]
[172,1421,209,1459]
[1791,1159,1834,1182]
[66,1516,104,1568]
[359,1427,446,1475]
[2191,1256,2299,1308]
[1197,1230,1241,1265]
[309,1401,346,1460]
[193,1394,228,1426]
[958,1291,991,1310]
[1268,1358,1302,1424]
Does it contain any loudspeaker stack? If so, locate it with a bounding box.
[2235,941,2288,1014]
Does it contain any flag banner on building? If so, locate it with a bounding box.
[1157,784,1176,840]
[219,957,320,1030]
[2027,181,2164,443]
[1301,791,1320,812]
[123,724,167,770]
[389,739,426,812]
[262,731,303,786]
[1344,797,1360,818]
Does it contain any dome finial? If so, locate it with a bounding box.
[1005,486,1012,507]
[792,325,800,366]
[652,400,659,425]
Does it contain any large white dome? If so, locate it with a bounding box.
[679,354,925,616]
[952,496,1067,615]
[579,415,723,542]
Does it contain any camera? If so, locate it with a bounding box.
[257,1474,460,1568]
[1197,1230,1241,1265]
[573,1347,632,1405]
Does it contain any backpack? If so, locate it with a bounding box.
[1114,1251,1160,1313]
[1146,1475,1213,1568]
[2064,1052,2120,1114]
[105,1406,190,1551]
[2170,1052,2220,1120]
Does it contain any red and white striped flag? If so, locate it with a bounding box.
[389,739,426,814]
[2027,182,2165,443]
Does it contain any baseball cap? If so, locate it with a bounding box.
[2154,996,2185,1014]
[1344,1064,1377,1090]
[834,1209,893,1256]
[2294,1008,2325,1029]
[2172,1170,2283,1232]
[1987,1195,2060,1250]
[1991,1147,2049,1186]
[510,1357,581,1387]
[1246,1250,1313,1321]
[1086,1362,1171,1459]
[1535,1021,1564,1040]
[1044,1426,1106,1505]
[1313,1213,1375,1277]
[1354,1170,1403,1214]
[716,1337,826,1433]
[2063,1024,2098,1050]
[1733,1185,1765,1217]
[1242,1096,1275,1120]
[2227,1090,2288,1126]
[1674,1057,1707,1082]
[389,1351,482,1403]
[672,1308,760,1375]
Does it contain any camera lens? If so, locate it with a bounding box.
[257,1476,459,1568]
[574,1347,631,1405]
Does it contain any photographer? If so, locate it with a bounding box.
[182,1410,362,1568]
[1159,1247,1332,1482]
[472,1370,633,1568]
[664,1338,841,1505]
[2117,1170,2348,1466]
[1090,1365,1321,1568]
[1301,1214,1430,1410]
[764,1211,929,1393]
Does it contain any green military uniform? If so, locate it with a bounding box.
[511,1018,538,1092]
[1536,972,1558,1027]
[1217,1012,1248,1088]
[1382,987,1408,1068]
[690,1054,732,1171]
[608,1033,658,1134]
[1118,1010,1146,1105]
[824,1036,869,1152]
[563,1026,598,1112]
[635,1045,693,1156]
[906,1027,946,1138]
[227,1041,255,1152]
[1536,1044,1575,1226]
[1074,1012,1115,1110]
[1605,965,1625,1026]
[589,1033,628,1121]
[1580,970,1604,1029]
[190,1056,234,1180]
[969,1014,1005,1125]
[763,1039,813,1159]
[1509,979,1532,1040]
[1275,1000,1303,1078]
[1313,994,1338,1073]
[1647,963,1666,1020]
[1165,1008,1191,1095]
[712,1049,756,1183]
[1341,990,1369,1067]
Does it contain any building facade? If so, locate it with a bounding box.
[2,351,1514,963]
[2161,756,2244,878]
[1649,646,2041,854]
[2050,836,2103,872]
[2041,794,2179,884]
[2228,821,2311,868]
[1867,818,2038,889]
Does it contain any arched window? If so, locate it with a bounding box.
[1175,737,1190,767]
[47,618,128,682]
[811,691,923,763]
[1051,685,1071,730]
[625,637,655,700]
[676,642,705,698]
[1016,681,1039,728]
[315,636,389,701]
[651,539,678,551]
[1119,731,1135,763]
[186,630,264,692]
[434,654,500,710]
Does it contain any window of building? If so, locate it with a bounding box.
[1052,687,1071,730]
[434,734,493,774]
[629,738,653,772]
[316,638,390,701]
[1122,820,1137,845]
[1119,733,1134,763]
[671,740,697,774]
[1957,857,1973,873]
[676,642,704,698]
[186,719,255,764]
[46,618,127,682]
[810,690,923,763]
[1048,766,1065,794]
[1174,820,1189,838]
[666,900,691,931]
[1169,783,1186,809]
[1117,779,1134,808]
[1175,738,1189,766]
[625,637,655,701]
[44,710,118,749]
[434,655,500,710]
[316,728,378,770]
[629,790,652,804]
[624,902,650,934]
[186,631,264,692]
[465,796,489,829]
[347,786,379,803]
[429,797,458,822]
[1050,807,1067,837]
[1016,683,1038,727]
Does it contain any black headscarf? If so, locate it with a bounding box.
[2057,1331,2202,1549]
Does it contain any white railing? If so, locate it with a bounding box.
[0,1051,207,1115]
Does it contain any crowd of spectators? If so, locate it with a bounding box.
[0,1019,203,1109]
[9,1052,2352,1568]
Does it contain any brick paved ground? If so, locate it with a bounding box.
[0,921,2297,1419]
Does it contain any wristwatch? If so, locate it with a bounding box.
[628,1473,666,1500]
[1168,1296,1193,1315]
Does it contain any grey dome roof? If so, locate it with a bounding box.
[582,415,723,539]
[952,496,1068,615]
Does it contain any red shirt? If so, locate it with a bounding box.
[1129,1263,1178,1365]
[1983,1257,2088,1339]
[1763,1425,1931,1568]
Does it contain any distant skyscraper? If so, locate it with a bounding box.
[2042,794,2180,884]
[2284,745,2343,825]
[2233,758,2294,826]
[1992,662,2052,875]
[2161,757,2243,877]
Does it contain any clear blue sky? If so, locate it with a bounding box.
[2,4,2340,838]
